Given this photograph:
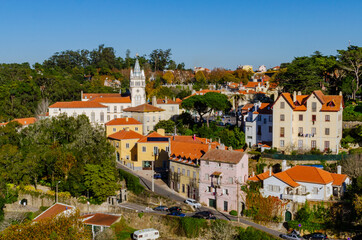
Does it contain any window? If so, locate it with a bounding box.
[280,114,285,121]
[273,185,280,192]
[311,140,316,149]
[280,102,285,109]
[107,115,110,121]
[312,102,317,112]
[312,187,318,194]
[298,140,303,149]
[107,107,110,113]
[269,126,272,133]
[187,170,190,177]
[114,115,117,119]
[228,177,233,184]
[218,163,221,167]
[171,106,174,111]
[223,189,229,195]
[269,116,272,122]
[280,140,285,147]
[229,164,233,168]
[193,171,196,178]
[91,112,95,122]
[301,186,306,194]
[298,127,303,135]
[182,169,185,175]
[311,127,316,135]
[116,142,119,148]
[325,128,330,135]
[325,115,330,122]
[113,128,116,132]
[299,114,303,121]
[171,166,174,172]
[147,117,150,122]
[324,141,330,150]
[312,115,316,121]
[126,155,129,160]
[208,186,212,192]
[126,143,130,149]
[182,184,185,193]
[205,174,209,180]
[135,127,138,131]
[280,127,285,137]
[258,115,261,121]
[205,161,209,165]
[166,146,169,152]
[114,106,117,112]
[142,146,146,152]
[263,118,266,124]
[147,126,149,131]
[257,126,261,135]
[153,146,158,155]
[177,168,180,173]
[153,116,156,122]
[100,112,104,122]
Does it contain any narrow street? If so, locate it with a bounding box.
[116,162,283,238]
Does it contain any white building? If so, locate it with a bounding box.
[151,96,180,121]
[48,101,107,124]
[130,59,146,107]
[249,161,350,203]
[242,102,273,148]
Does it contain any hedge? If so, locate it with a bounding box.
[118,169,144,195]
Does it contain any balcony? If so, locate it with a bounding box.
[281,193,310,203]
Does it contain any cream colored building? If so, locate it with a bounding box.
[105,117,143,136]
[272,90,343,154]
[151,96,180,121]
[123,104,165,135]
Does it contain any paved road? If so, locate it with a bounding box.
[117,163,282,238]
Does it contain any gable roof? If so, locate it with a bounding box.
[81,213,120,227]
[33,203,74,222]
[331,173,348,186]
[90,96,131,103]
[49,101,107,108]
[108,129,143,140]
[248,171,274,182]
[200,149,246,164]
[171,141,209,160]
[123,104,165,113]
[0,117,37,127]
[105,117,141,126]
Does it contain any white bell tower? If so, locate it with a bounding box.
[130,57,146,107]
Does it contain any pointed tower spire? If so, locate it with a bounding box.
[134,55,141,74]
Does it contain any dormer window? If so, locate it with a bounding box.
[327,101,335,107]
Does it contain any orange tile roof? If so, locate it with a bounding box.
[212,171,222,176]
[156,98,179,104]
[105,117,141,126]
[256,103,272,114]
[331,173,348,186]
[274,171,300,187]
[320,95,343,112]
[234,149,244,152]
[0,117,37,126]
[83,93,120,100]
[138,131,170,143]
[49,101,107,108]
[90,96,131,103]
[82,213,120,227]
[123,104,165,112]
[244,82,260,88]
[200,149,246,164]
[248,171,273,182]
[185,90,221,99]
[108,129,143,140]
[33,203,74,222]
[242,103,254,110]
[170,141,209,160]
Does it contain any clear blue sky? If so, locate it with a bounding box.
[0,0,361,70]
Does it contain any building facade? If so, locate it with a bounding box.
[272,91,343,154]
[130,59,146,107]
[199,149,248,213]
[105,117,143,136]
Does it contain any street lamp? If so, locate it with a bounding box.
[56,181,61,203]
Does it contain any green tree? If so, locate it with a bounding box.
[149,49,172,71]
[154,120,176,134]
[162,71,175,84]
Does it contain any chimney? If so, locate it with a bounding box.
[282,160,287,172]
[208,143,211,150]
[228,146,233,151]
[126,117,128,122]
[263,166,268,173]
[252,171,255,176]
[125,127,129,131]
[339,91,343,96]
[81,90,83,100]
[337,165,342,174]
[152,96,157,106]
[297,91,301,95]
[156,128,165,136]
[269,166,272,176]
[293,91,296,102]
[165,96,168,104]
[173,97,176,101]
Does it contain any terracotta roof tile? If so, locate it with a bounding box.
[242,104,254,110]
[90,96,131,103]
[170,142,208,160]
[248,171,273,182]
[108,130,143,140]
[256,103,272,114]
[331,173,348,186]
[49,101,107,108]
[138,131,170,143]
[33,203,74,222]
[123,104,164,112]
[0,117,37,126]
[244,82,260,88]
[82,213,120,227]
[105,117,141,126]
[274,171,300,187]
[200,149,246,164]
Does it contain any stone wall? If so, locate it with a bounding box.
[343,121,362,129]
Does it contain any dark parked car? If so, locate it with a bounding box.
[303,233,329,240]
[167,211,185,217]
[279,233,303,240]
[153,205,168,211]
[168,206,182,213]
[154,173,162,179]
[193,211,216,219]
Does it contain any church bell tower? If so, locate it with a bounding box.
[130,58,146,107]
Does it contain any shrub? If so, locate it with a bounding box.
[229,210,237,216]
[39,206,49,211]
[236,226,279,240]
[119,169,144,195]
[179,217,207,238]
[138,212,144,219]
[349,148,362,154]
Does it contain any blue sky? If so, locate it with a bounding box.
[0,0,361,69]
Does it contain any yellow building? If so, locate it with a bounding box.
[272,90,343,154]
[136,129,170,170]
[108,129,143,168]
[105,117,143,136]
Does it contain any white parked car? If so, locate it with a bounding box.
[133,228,159,240]
[184,199,201,209]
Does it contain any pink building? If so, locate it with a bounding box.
[199,149,248,213]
